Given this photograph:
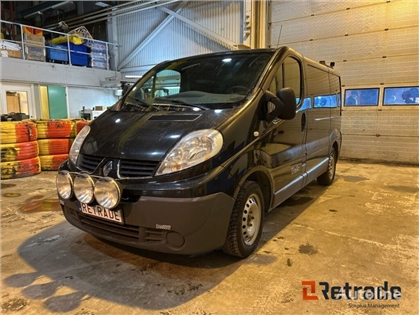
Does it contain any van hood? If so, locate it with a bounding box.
[80,109,234,161]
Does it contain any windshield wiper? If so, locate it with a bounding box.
[155,98,208,110]
[121,96,158,111]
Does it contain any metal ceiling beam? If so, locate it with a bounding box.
[19,1,72,19]
[82,0,170,22]
[62,0,179,29]
[117,1,188,71]
[43,0,179,30]
[158,6,238,50]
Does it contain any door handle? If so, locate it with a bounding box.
[301,113,306,132]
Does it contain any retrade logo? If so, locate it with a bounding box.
[302,281,319,300]
[302,281,401,301]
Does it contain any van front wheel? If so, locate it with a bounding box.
[222,181,264,258]
[317,149,337,186]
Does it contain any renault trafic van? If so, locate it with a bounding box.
[56,46,342,258]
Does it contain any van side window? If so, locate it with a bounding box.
[269,57,302,105]
[307,65,333,108]
[284,57,301,104]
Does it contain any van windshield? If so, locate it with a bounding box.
[119,51,274,111]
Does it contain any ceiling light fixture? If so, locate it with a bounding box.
[125,75,142,79]
[95,2,110,8]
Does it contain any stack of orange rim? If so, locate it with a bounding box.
[1,121,41,179]
[36,120,75,171]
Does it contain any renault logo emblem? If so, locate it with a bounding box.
[103,160,113,177]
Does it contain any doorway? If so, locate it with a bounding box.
[40,85,68,119]
[1,83,35,119]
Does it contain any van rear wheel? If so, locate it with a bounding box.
[317,148,337,186]
[222,181,264,258]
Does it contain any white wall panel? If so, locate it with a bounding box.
[67,87,118,119]
[338,57,419,86]
[269,0,419,164]
[269,0,419,86]
[271,1,418,43]
[341,108,419,164]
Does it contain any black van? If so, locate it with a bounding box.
[56,46,342,258]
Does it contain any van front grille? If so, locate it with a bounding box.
[77,154,159,178]
[119,159,159,177]
[77,154,103,173]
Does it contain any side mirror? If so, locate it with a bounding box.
[277,87,296,120]
[262,87,296,122]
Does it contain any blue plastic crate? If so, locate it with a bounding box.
[69,43,88,66]
[46,44,68,63]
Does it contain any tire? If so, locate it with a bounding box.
[76,120,90,135]
[36,120,75,139]
[39,154,69,171]
[1,121,37,143]
[1,141,39,162]
[222,181,265,258]
[37,138,73,155]
[1,157,41,179]
[317,148,337,186]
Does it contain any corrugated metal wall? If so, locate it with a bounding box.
[117,1,242,76]
[268,0,419,164]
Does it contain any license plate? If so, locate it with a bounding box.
[80,203,123,224]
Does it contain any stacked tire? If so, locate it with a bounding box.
[75,120,90,134]
[1,121,41,179]
[36,120,75,171]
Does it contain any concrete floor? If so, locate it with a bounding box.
[1,161,418,315]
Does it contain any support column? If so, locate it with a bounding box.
[106,7,118,71]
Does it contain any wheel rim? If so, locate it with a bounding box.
[328,151,336,180]
[241,193,262,246]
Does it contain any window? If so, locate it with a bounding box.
[140,70,181,99]
[384,87,419,106]
[307,65,338,108]
[284,57,302,104]
[125,51,275,110]
[344,88,379,106]
[300,97,311,111]
[269,56,302,105]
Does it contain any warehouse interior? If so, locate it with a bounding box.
[1,0,418,163]
[1,1,419,314]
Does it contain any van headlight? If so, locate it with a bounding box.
[94,177,121,209]
[69,126,90,165]
[156,129,223,176]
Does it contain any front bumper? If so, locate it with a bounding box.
[61,192,235,255]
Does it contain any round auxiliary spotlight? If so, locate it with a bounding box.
[73,174,95,204]
[56,170,73,199]
[94,177,122,209]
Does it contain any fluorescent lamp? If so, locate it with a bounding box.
[95,2,110,8]
[125,75,142,79]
